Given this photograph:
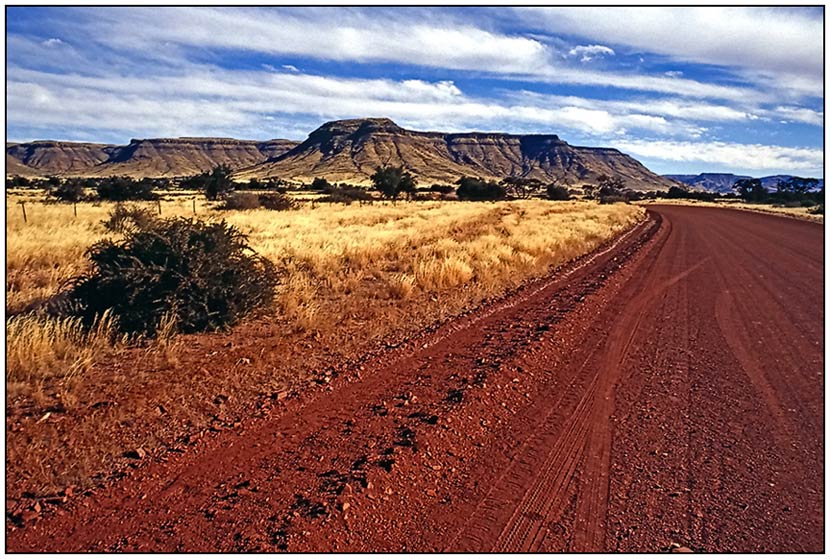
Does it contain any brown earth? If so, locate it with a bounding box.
[5,205,823,552]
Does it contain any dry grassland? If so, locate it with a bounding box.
[6,192,643,497]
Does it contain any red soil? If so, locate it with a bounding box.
[6,205,824,552]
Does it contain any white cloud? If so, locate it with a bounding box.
[281,64,299,73]
[512,91,754,124]
[768,106,823,126]
[84,7,551,75]
[615,139,823,173]
[519,7,823,97]
[567,44,615,62]
[35,7,778,103]
[6,65,714,142]
[41,38,64,47]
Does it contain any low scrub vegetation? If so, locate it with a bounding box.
[68,216,278,336]
[456,176,506,201]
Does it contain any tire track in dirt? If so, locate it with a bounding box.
[6,206,823,552]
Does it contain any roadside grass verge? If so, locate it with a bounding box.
[6,194,644,499]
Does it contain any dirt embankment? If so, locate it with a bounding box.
[7,205,823,552]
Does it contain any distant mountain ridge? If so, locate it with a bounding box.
[6,138,300,179]
[665,172,824,193]
[236,118,674,190]
[7,118,675,190]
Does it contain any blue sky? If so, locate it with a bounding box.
[5,6,825,176]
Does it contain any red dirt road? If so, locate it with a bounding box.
[6,205,824,552]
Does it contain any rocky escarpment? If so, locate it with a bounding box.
[236,118,674,191]
[6,138,299,178]
[7,119,672,190]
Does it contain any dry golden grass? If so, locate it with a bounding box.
[7,194,643,383]
[7,193,642,389]
[6,311,120,406]
[6,191,644,497]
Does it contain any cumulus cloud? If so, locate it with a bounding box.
[567,44,615,62]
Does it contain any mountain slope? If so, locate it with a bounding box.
[6,138,299,178]
[6,141,116,176]
[7,119,672,190]
[237,118,674,190]
[665,172,824,193]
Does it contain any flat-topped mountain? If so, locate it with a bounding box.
[237,118,673,190]
[7,119,673,190]
[6,138,299,178]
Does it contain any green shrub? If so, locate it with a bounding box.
[310,177,332,191]
[67,217,278,336]
[101,204,158,233]
[48,180,85,202]
[546,184,571,201]
[96,177,158,201]
[456,177,506,201]
[258,192,298,211]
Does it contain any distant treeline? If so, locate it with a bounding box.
[8,167,821,210]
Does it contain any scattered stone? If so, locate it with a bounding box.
[124,447,147,460]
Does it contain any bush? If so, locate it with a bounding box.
[456,177,506,201]
[259,192,298,211]
[546,184,571,201]
[48,180,85,202]
[96,177,158,201]
[220,192,261,210]
[67,217,278,336]
[808,204,824,215]
[429,184,454,194]
[101,204,158,233]
[310,177,332,191]
[319,186,373,205]
[372,166,417,200]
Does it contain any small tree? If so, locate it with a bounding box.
[310,177,332,191]
[195,165,235,201]
[456,176,506,201]
[501,177,542,199]
[371,166,417,201]
[48,179,85,202]
[546,184,571,201]
[778,176,818,196]
[96,176,158,201]
[733,178,768,203]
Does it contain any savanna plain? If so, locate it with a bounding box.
[6,191,643,502]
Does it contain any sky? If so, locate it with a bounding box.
[5,6,825,177]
